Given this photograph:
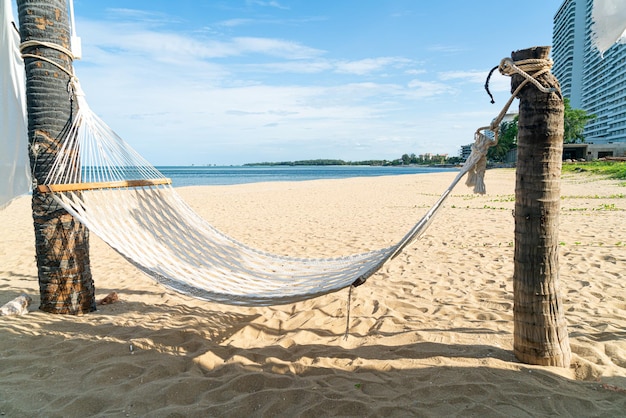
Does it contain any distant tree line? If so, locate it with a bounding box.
[246,159,348,166]
[246,155,464,167]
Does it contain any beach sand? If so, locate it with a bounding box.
[0,169,625,417]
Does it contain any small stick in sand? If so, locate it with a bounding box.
[97,292,119,305]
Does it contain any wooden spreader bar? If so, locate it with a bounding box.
[37,178,172,193]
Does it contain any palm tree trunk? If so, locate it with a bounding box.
[512,47,571,367]
[17,0,95,314]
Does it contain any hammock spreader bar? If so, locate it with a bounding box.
[38,178,172,193]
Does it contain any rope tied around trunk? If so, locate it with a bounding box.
[19,39,81,103]
[497,57,556,95]
[469,56,557,193]
[19,40,80,100]
[19,40,78,188]
[19,39,75,77]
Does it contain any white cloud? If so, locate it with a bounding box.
[243,60,333,74]
[231,37,324,59]
[334,57,412,75]
[81,20,323,63]
[439,70,488,83]
[427,44,467,53]
[215,18,254,27]
[69,13,501,165]
[247,0,290,10]
[105,8,181,25]
[407,79,453,98]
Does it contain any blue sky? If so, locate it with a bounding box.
[17,0,562,165]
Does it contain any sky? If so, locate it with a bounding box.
[14,0,563,165]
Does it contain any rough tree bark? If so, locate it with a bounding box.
[17,0,95,314]
[512,46,571,367]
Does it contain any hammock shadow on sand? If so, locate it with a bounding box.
[3,317,626,416]
[1,295,261,346]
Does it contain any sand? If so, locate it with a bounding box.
[0,168,625,417]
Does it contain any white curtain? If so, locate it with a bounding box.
[592,0,626,54]
[0,0,30,209]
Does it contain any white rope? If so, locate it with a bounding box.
[19,39,75,76]
[498,58,555,95]
[465,130,493,194]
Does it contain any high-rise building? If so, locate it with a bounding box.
[552,0,626,145]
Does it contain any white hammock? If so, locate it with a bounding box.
[38,79,493,306]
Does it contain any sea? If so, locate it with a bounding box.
[156,165,459,187]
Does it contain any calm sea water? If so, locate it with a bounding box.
[156,165,458,187]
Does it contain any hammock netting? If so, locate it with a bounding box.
[37,80,495,306]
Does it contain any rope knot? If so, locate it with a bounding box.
[498,57,515,76]
[484,56,555,107]
[498,57,556,95]
[465,129,494,194]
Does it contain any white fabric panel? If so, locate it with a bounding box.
[592,0,626,54]
[0,0,30,209]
